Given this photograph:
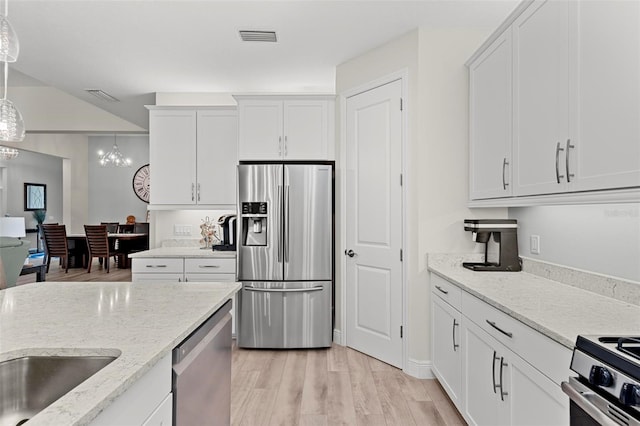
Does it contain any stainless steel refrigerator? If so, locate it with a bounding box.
[236,162,333,348]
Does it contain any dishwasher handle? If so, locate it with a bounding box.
[173,312,231,373]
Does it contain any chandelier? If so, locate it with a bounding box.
[0,144,17,159]
[0,0,25,142]
[98,135,131,167]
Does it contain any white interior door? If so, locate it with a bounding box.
[345,79,403,368]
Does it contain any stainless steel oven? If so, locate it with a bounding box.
[562,336,640,426]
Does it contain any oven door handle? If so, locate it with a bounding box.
[561,381,620,426]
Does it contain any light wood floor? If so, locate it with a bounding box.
[231,343,466,426]
[18,259,465,425]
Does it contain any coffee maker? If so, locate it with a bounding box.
[463,219,521,271]
[213,214,237,251]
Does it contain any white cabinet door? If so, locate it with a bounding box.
[568,0,640,192]
[142,393,172,426]
[432,295,462,407]
[149,110,197,204]
[238,100,283,160]
[462,318,500,426]
[283,100,328,160]
[513,0,569,196]
[469,30,513,200]
[196,110,238,205]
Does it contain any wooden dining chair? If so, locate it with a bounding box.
[41,224,73,273]
[118,224,134,234]
[84,225,120,273]
[100,222,119,233]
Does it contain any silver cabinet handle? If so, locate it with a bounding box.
[146,264,167,268]
[284,135,288,157]
[492,351,499,394]
[197,183,201,202]
[502,158,509,190]
[452,319,459,352]
[486,320,513,338]
[198,265,220,269]
[191,183,195,201]
[435,285,448,295]
[561,381,620,426]
[245,286,324,293]
[278,136,282,157]
[565,139,575,182]
[555,142,565,183]
[499,357,508,401]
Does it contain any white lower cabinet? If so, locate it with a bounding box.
[430,273,569,426]
[142,393,172,426]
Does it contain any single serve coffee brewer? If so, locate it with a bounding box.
[463,219,521,272]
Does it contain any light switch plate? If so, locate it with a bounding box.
[530,235,540,255]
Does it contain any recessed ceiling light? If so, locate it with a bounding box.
[239,30,277,42]
[85,89,120,102]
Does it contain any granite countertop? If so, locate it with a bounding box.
[0,281,241,425]
[128,247,236,259]
[428,254,640,349]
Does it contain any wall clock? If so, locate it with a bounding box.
[132,164,150,203]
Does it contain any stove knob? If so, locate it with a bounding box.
[589,365,614,387]
[619,383,640,406]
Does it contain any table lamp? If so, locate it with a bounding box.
[0,217,27,238]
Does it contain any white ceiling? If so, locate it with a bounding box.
[8,0,518,130]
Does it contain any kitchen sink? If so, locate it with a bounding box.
[0,355,118,426]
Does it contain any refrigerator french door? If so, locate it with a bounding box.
[237,163,333,348]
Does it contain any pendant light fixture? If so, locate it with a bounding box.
[0,0,25,142]
[0,144,17,160]
[98,134,131,167]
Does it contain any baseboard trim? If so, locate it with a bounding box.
[404,358,435,379]
[333,329,344,345]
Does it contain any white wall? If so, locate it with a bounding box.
[88,135,150,224]
[336,28,507,369]
[510,203,640,283]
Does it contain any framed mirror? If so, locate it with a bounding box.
[24,183,47,211]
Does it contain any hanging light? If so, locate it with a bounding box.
[0,144,17,160]
[0,0,24,142]
[98,135,131,167]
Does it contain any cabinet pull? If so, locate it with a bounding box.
[565,139,575,183]
[492,351,499,393]
[486,320,513,338]
[197,183,201,202]
[499,357,509,401]
[284,135,288,157]
[502,158,509,190]
[555,142,565,183]
[435,285,448,295]
[278,136,282,156]
[198,265,220,269]
[452,319,459,352]
[191,183,195,201]
[146,264,167,268]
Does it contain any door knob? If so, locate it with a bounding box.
[345,249,356,257]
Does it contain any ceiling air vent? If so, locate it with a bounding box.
[85,89,120,102]
[239,30,277,42]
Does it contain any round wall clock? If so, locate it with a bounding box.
[132,164,150,203]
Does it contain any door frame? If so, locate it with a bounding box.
[338,69,409,371]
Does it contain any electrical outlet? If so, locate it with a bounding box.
[173,225,192,236]
[530,235,540,255]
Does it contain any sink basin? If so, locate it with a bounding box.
[0,355,117,426]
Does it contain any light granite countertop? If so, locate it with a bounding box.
[128,247,236,259]
[428,254,640,349]
[0,281,241,425]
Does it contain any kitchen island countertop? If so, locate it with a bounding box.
[0,280,241,425]
[428,254,640,349]
[128,247,236,259]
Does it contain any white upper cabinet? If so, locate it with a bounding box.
[149,107,237,207]
[236,95,334,161]
[567,0,640,192]
[469,30,513,200]
[512,0,569,196]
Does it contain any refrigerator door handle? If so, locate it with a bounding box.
[277,185,283,263]
[245,286,324,293]
[285,185,290,263]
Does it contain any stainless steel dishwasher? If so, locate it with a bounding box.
[173,299,232,426]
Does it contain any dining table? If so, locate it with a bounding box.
[66,233,149,269]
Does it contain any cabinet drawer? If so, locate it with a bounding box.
[184,258,235,274]
[132,258,184,274]
[461,291,572,385]
[431,273,462,311]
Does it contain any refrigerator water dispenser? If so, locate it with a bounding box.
[241,202,267,246]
